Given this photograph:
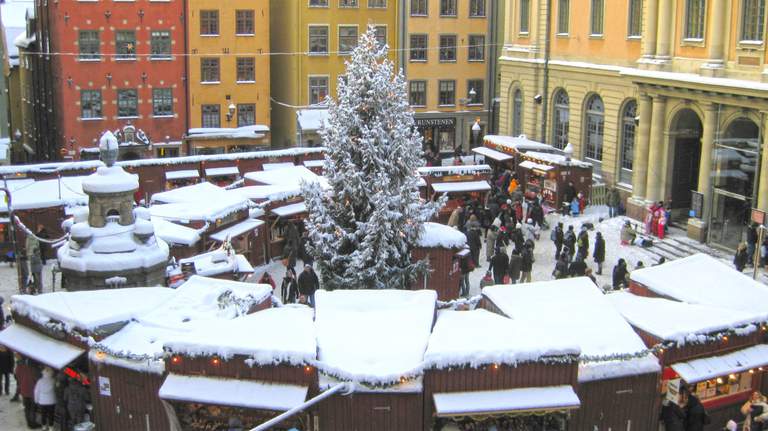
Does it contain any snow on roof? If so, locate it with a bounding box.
[483,278,660,382]
[297,108,329,131]
[607,292,764,345]
[523,151,593,168]
[671,344,768,384]
[417,164,492,176]
[271,202,307,217]
[433,385,580,417]
[11,287,175,333]
[150,193,251,223]
[314,289,437,385]
[262,162,297,171]
[0,160,103,176]
[424,310,579,369]
[0,176,89,211]
[472,146,514,162]
[303,159,324,168]
[431,180,491,193]
[159,374,308,411]
[165,170,200,180]
[164,307,316,365]
[177,249,254,277]
[417,222,467,249]
[187,125,270,140]
[205,166,240,177]
[0,324,85,370]
[631,253,768,318]
[209,218,264,242]
[230,185,302,202]
[483,135,561,153]
[81,166,139,194]
[89,322,185,374]
[518,160,554,171]
[150,182,227,204]
[245,165,325,188]
[152,218,201,246]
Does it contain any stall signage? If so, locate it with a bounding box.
[64,367,91,386]
[751,208,766,225]
[415,118,455,128]
[98,376,111,397]
[441,175,475,182]
[666,378,681,405]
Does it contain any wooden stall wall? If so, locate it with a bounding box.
[89,362,168,431]
[166,358,316,389]
[411,248,461,301]
[318,392,423,431]
[630,326,762,366]
[569,372,661,431]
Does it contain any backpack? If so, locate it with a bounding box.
[550,229,557,242]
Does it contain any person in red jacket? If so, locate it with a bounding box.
[15,356,40,429]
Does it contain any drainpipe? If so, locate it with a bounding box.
[539,0,553,143]
[250,381,354,431]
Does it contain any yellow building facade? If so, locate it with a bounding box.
[187,0,271,154]
[500,0,768,249]
[270,0,400,148]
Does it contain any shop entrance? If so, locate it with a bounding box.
[669,109,702,219]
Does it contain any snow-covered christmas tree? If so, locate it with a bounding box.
[302,26,444,290]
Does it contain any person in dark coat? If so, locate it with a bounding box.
[529,200,544,227]
[683,389,708,431]
[563,226,577,261]
[563,181,577,206]
[488,248,510,284]
[519,245,534,283]
[660,397,686,431]
[63,379,90,428]
[612,258,629,290]
[593,232,606,275]
[508,249,522,284]
[734,242,749,272]
[553,253,570,279]
[568,254,587,277]
[466,225,482,268]
[0,346,12,396]
[258,272,276,291]
[551,223,564,260]
[297,264,319,307]
[280,268,299,304]
[299,231,314,268]
[747,222,758,265]
[576,226,589,258]
[15,357,39,428]
[511,224,524,252]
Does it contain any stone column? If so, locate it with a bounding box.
[632,94,652,199]
[641,0,659,59]
[697,103,718,220]
[702,0,728,74]
[655,0,673,60]
[645,95,667,203]
[758,113,768,211]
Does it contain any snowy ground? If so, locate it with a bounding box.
[0,205,745,430]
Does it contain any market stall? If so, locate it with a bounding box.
[204,166,240,187]
[164,169,200,190]
[516,152,593,211]
[411,222,467,301]
[266,198,306,261]
[209,217,267,266]
[429,180,491,224]
[481,135,563,172]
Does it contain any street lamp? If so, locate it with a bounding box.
[226,103,237,123]
[468,88,477,104]
[471,118,481,150]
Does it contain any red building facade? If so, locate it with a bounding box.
[41,0,187,159]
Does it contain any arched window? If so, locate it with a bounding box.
[512,89,523,136]
[584,95,604,168]
[619,100,637,184]
[551,89,569,150]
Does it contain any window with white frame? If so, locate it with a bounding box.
[235,10,255,35]
[309,26,329,54]
[557,0,570,34]
[117,89,138,117]
[201,105,220,128]
[438,80,455,106]
[374,26,387,47]
[584,94,605,165]
[590,0,604,35]
[236,57,255,82]
[115,31,136,60]
[685,0,706,39]
[309,0,328,6]
[78,31,100,60]
[741,0,766,41]
[339,0,358,7]
[551,89,569,150]
[628,0,643,37]
[468,35,485,61]
[520,0,530,33]
[440,0,457,16]
[200,10,219,36]
[620,100,637,184]
[467,79,483,104]
[237,104,255,126]
[409,81,427,106]
[150,31,171,59]
[410,34,428,61]
[200,58,220,82]
[80,90,102,119]
[512,89,523,136]
[368,0,386,8]
[309,76,329,105]
[338,26,358,54]
[469,0,486,17]
[152,88,173,116]
[411,0,428,15]
[439,35,457,61]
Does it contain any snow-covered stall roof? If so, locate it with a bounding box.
[271,202,307,217]
[471,146,514,162]
[209,218,264,242]
[177,249,254,278]
[630,253,768,318]
[81,166,139,194]
[417,164,492,176]
[164,307,316,365]
[303,159,325,168]
[670,344,768,384]
[417,222,467,249]
[230,185,302,202]
[0,176,89,211]
[431,180,491,193]
[205,166,240,177]
[244,165,326,188]
[522,151,593,168]
[483,278,660,382]
[0,324,85,370]
[314,289,437,385]
[152,218,201,246]
[159,374,308,411]
[149,192,251,223]
[150,182,227,204]
[262,162,296,171]
[483,135,561,154]
[297,108,329,131]
[424,310,580,369]
[433,385,580,418]
[187,125,270,140]
[89,322,185,374]
[607,292,764,345]
[0,160,103,176]
[11,287,174,333]
[165,170,200,181]
[518,160,554,171]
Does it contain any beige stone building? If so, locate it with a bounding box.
[500,0,768,249]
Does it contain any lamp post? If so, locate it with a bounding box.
[471,118,481,148]
[226,103,237,124]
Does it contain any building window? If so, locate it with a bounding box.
[551,89,569,150]
[741,0,766,41]
[309,76,329,105]
[80,90,102,119]
[520,0,530,33]
[78,31,100,60]
[512,89,523,136]
[309,26,329,54]
[468,35,485,61]
[115,31,136,60]
[152,88,173,116]
[620,100,637,185]
[439,35,457,61]
[557,0,570,34]
[117,89,138,118]
[236,10,255,35]
[409,81,427,106]
[200,10,219,36]
[237,57,255,82]
[628,0,643,37]
[685,0,706,39]
[590,0,604,35]
[339,0,358,7]
[440,0,457,16]
[309,0,328,6]
[368,0,387,8]
[438,80,456,106]
[467,79,483,105]
[201,105,220,128]
[584,94,604,166]
[374,26,387,47]
[469,0,486,17]
[201,58,220,83]
[237,104,256,126]
[150,31,172,59]
[338,26,358,55]
[409,34,428,61]
[411,0,428,15]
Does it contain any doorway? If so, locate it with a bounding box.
[669,109,703,218]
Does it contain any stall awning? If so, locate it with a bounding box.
[303,160,324,168]
[518,160,554,171]
[472,147,514,162]
[262,163,295,171]
[271,202,307,217]
[205,167,240,177]
[166,170,200,181]
[433,385,580,418]
[431,180,491,194]
[671,344,768,384]
[0,324,85,370]
[159,374,308,411]
[209,219,265,242]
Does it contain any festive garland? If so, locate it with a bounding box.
[14,216,70,244]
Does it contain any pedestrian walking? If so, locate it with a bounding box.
[447,205,464,230]
[593,232,605,275]
[297,264,319,307]
[508,249,522,284]
[564,226,576,261]
[553,253,570,279]
[25,231,43,294]
[734,242,749,272]
[465,217,482,268]
[485,225,499,263]
[551,222,564,260]
[16,357,39,429]
[682,387,710,431]
[612,258,629,290]
[63,378,90,428]
[34,367,56,431]
[0,346,13,396]
[660,396,685,431]
[747,223,758,266]
[520,244,534,283]
[488,248,509,284]
[280,268,298,304]
[577,226,589,258]
[607,187,621,218]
